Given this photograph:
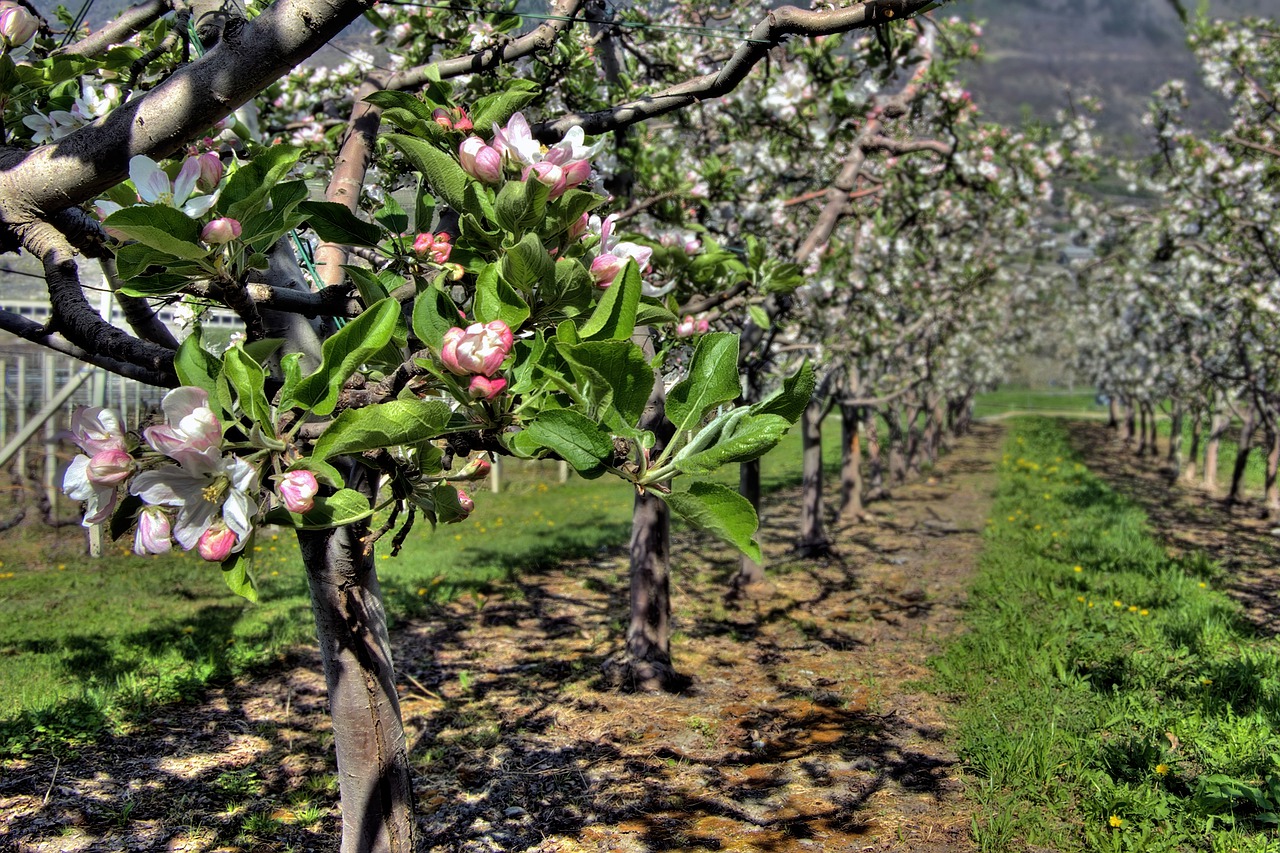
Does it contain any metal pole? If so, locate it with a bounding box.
[15,356,26,476]
[44,355,58,516]
[0,365,95,469]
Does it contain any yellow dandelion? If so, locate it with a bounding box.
[1128,605,1139,613]
[1140,609,1149,616]
[271,570,279,577]
[182,626,194,634]
[1109,815,1123,828]
[1113,600,1124,608]
[1202,677,1213,685]
[1007,516,1016,522]
[380,554,390,560]
[1088,601,1094,607]
[417,588,427,596]
[1034,524,1042,531]
[1074,565,1083,572]
[454,534,462,541]
[1076,596,1085,603]
[1155,764,1169,777]
[1198,582,1207,588]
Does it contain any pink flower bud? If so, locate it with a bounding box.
[413,232,452,264]
[441,320,514,377]
[525,161,567,199]
[87,448,133,486]
[560,159,592,190]
[456,455,492,481]
[459,136,503,184]
[567,212,589,241]
[590,253,627,288]
[468,375,507,401]
[456,490,474,515]
[201,217,241,245]
[277,470,319,514]
[452,107,473,132]
[0,2,38,48]
[195,152,224,191]
[134,506,172,555]
[432,108,453,129]
[696,319,710,334]
[675,316,697,338]
[197,524,237,562]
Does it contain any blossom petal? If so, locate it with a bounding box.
[130,155,171,204]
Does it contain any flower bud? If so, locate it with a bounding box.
[525,161,567,199]
[560,158,592,190]
[134,507,172,555]
[441,320,514,377]
[201,217,242,245]
[468,375,507,401]
[567,212,589,241]
[590,253,627,289]
[412,231,452,264]
[431,108,453,129]
[196,152,224,191]
[456,455,492,481]
[277,470,319,514]
[675,315,697,338]
[197,524,237,562]
[459,136,503,184]
[0,2,38,49]
[87,448,133,486]
[452,107,473,132]
[456,490,474,515]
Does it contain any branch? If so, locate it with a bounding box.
[0,309,172,384]
[1224,133,1280,160]
[0,0,376,227]
[61,0,172,58]
[537,0,937,139]
[864,134,953,156]
[678,280,750,316]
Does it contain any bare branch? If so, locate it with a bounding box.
[0,309,172,384]
[537,0,937,139]
[61,0,172,58]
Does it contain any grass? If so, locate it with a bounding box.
[935,417,1280,852]
[971,386,1104,419]
[0,424,848,755]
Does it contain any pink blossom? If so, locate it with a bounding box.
[468,375,507,400]
[277,470,319,513]
[197,524,238,562]
[134,507,172,555]
[0,2,37,48]
[441,321,514,377]
[87,448,133,486]
[459,136,503,184]
[201,217,241,244]
[68,406,126,456]
[432,108,454,129]
[456,456,491,481]
[412,231,453,264]
[456,490,474,516]
[195,152,224,191]
[589,214,653,288]
[142,387,223,474]
[491,112,541,165]
[567,212,589,241]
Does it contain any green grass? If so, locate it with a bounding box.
[0,425,849,755]
[935,417,1280,852]
[972,386,1104,419]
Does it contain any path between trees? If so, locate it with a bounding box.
[1,425,1004,853]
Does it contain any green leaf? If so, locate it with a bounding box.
[469,80,540,134]
[174,331,222,411]
[103,206,208,260]
[109,493,144,542]
[221,144,302,221]
[660,481,761,563]
[578,259,640,341]
[749,361,815,424]
[262,488,373,530]
[515,409,614,478]
[475,264,531,330]
[287,457,345,490]
[284,298,401,416]
[747,304,771,330]
[311,399,452,459]
[635,302,678,327]
[412,286,462,350]
[375,193,409,235]
[494,177,550,237]
[432,483,472,524]
[665,332,742,431]
[562,341,654,429]
[222,347,274,430]
[220,549,259,602]
[674,414,790,474]
[540,258,593,318]
[363,89,433,118]
[385,134,470,213]
[499,232,554,293]
[298,201,384,248]
[114,242,207,281]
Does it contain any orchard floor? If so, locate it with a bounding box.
[1,426,1003,853]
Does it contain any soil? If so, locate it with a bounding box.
[0,425,1004,853]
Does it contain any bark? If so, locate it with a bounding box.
[605,341,682,692]
[1136,403,1149,456]
[1122,399,1136,445]
[1182,409,1201,484]
[732,458,766,589]
[865,408,887,500]
[1264,425,1280,523]
[839,404,865,521]
[1226,403,1259,504]
[887,404,909,486]
[797,398,830,557]
[1108,396,1120,430]
[1167,403,1184,476]
[296,464,414,853]
[1204,408,1228,495]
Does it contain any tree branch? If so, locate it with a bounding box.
[0,309,172,384]
[61,0,172,58]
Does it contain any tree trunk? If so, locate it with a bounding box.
[1204,407,1228,494]
[1167,403,1183,476]
[1182,408,1201,484]
[605,344,682,692]
[839,404,864,521]
[1264,425,1280,523]
[1123,399,1136,446]
[1148,403,1160,456]
[865,408,887,500]
[732,458,766,589]
[797,398,830,557]
[1108,396,1120,430]
[1227,404,1258,504]
[296,465,414,853]
[887,404,909,486]
[1136,403,1149,456]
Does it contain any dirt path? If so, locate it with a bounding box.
[1,425,1003,853]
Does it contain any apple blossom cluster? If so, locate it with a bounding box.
[440,320,514,401]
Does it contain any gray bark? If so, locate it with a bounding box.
[839,404,864,521]
[1227,403,1259,504]
[797,398,830,557]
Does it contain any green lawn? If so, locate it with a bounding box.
[936,417,1280,852]
[971,386,1104,419]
